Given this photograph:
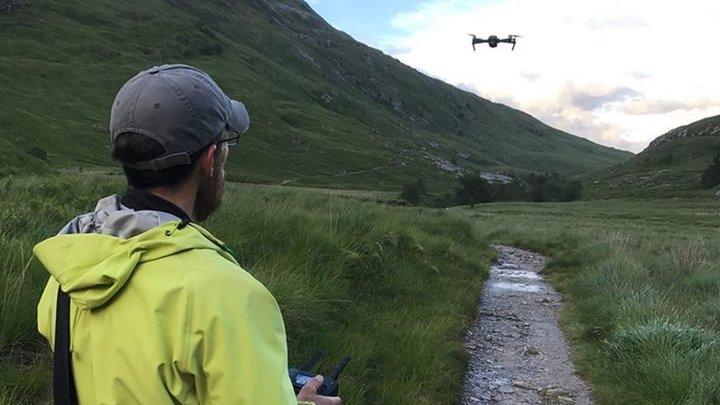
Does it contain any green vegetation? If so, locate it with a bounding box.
[406,173,583,207]
[0,0,629,190]
[589,114,720,197]
[460,198,720,404]
[399,178,427,205]
[2,173,720,403]
[0,174,491,404]
[700,154,720,189]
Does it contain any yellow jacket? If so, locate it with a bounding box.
[35,220,298,404]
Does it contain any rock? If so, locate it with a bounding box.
[541,387,571,399]
[512,380,535,390]
[469,396,481,403]
[524,346,541,355]
[557,395,576,404]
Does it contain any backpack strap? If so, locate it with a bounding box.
[54,287,78,405]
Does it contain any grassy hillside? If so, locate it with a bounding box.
[0,0,630,190]
[588,115,720,197]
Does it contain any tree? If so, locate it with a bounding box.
[400,179,427,205]
[455,175,492,205]
[700,154,720,189]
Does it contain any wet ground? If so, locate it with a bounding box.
[461,246,593,405]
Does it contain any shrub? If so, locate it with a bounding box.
[25,146,47,161]
[399,179,426,205]
[700,154,720,189]
[455,175,492,205]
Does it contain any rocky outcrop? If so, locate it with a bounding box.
[646,115,720,150]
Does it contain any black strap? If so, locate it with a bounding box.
[54,287,78,404]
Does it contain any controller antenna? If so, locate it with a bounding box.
[326,356,351,381]
[301,351,325,372]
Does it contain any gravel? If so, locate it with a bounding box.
[461,246,593,404]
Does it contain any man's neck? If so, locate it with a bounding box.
[147,184,197,222]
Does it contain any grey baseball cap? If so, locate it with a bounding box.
[109,64,249,171]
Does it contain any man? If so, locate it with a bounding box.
[34,64,341,404]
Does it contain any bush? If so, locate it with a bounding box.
[450,173,582,207]
[455,175,492,205]
[700,154,720,189]
[399,179,426,205]
[25,146,47,161]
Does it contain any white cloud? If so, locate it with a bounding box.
[384,0,720,152]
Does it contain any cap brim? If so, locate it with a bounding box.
[227,99,250,133]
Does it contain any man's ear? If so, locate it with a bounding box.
[198,144,218,177]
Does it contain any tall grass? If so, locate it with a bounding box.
[3,175,720,403]
[462,199,720,404]
[0,175,491,404]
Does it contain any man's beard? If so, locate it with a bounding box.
[194,165,225,222]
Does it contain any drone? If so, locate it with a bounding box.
[469,34,521,51]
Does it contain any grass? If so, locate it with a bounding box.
[3,173,720,403]
[586,115,720,198]
[460,198,720,404]
[0,173,492,404]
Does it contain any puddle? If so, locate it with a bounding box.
[494,269,542,280]
[489,281,543,293]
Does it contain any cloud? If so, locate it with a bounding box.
[567,85,642,111]
[519,71,540,82]
[585,16,648,30]
[383,0,720,152]
[620,99,716,115]
[627,71,651,80]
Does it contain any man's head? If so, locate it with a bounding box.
[109,64,248,221]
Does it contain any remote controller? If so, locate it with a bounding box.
[289,351,350,396]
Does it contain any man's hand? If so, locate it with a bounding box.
[297,375,342,405]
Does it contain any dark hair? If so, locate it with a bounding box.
[111,132,211,189]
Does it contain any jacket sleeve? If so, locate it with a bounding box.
[185,266,298,404]
[37,276,60,347]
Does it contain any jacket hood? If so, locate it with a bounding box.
[33,195,234,309]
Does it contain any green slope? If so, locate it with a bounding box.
[588,115,720,197]
[0,0,631,190]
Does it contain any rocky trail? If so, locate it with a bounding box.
[461,246,593,404]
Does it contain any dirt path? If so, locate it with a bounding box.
[461,246,593,404]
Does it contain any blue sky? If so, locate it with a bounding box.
[309,0,422,48]
[308,0,720,152]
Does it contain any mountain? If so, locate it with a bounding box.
[587,115,720,197]
[0,0,631,189]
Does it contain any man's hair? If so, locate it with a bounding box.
[111,132,210,189]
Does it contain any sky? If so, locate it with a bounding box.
[310,0,720,153]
